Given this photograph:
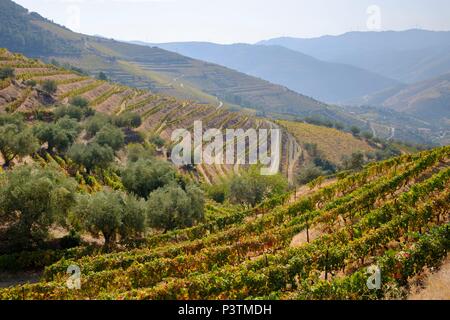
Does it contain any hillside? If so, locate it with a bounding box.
[0,0,362,126]
[1,141,448,299]
[259,29,450,84]
[147,42,399,103]
[357,73,450,125]
[278,120,376,165]
[0,48,311,185]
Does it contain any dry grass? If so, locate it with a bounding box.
[279,120,375,164]
[408,256,450,300]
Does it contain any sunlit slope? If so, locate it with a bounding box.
[0,48,304,183]
[0,146,448,300]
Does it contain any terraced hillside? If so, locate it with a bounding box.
[278,120,376,166]
[0,144,448,300]
[0,0,364,128]
[0,48,307,184]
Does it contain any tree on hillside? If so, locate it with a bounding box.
[94,124,125,151]
[68,143,115,173]
[342,152,365,170]
[228,166,288,207]
[0,114,39,168]
[97,72,108,81]
[84,113,111,137]
[113,112,142,129]
[34,117,81,153]
[41,80,58,95]
[121,158,176,199]
[74,191,146,249]
[147,184,205,232]
[126,144,155,163]
[0,67,14,80]
[149,135,166,149]
[69,96,89,108]
[297,163,326,185]
[350,126,361,136]
[0,165,77,249]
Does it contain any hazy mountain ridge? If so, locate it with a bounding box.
[258,29,450,83]
[0,0,361,126]
[149,41,400,103]
[357,72,450,124]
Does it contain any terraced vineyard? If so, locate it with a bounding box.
[0,49,302,184]
[0,145,448,300]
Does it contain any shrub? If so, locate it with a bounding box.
[41,80,58,95]
[69,96,89,108]
[0,67,14,80]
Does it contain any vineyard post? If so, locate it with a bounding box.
[306,220,310,243]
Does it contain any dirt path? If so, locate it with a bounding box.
[408,256,450,300]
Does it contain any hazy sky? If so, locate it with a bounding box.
[13,0,450,44]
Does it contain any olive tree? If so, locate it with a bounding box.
[147,184,205,232]
[94,124,125,151]
[34,117,80,153]
[0,114,39,168]
[0,165,77,248]
[68,143,115,173]
[74,191,146,249]
[121,158,176,199]
[228,166,288,207]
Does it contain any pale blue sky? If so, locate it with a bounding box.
[13,0,450,44]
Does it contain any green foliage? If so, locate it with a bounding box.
[0,66,14,80]
[147,184,205,232]
[0,114,39,167]
[84,113,110,137]
[34,117,80,153]
[149,135,166,148]
[74,191,146,248]
[228,166,288,207]
[113,112,142,128]
[126,143,155,163]
[0,165,77,249]
[94,124,125,151]
[41,79,57,95]
[24,79,37,87]
[297,163,326,185]
[362,131,374,139]
[68,143,115,173]
[97,72,108,81]
[350,126,361,136]
[342,152,365,171]
[121,158,176,199]
[69,96,89,108]
[205,182,228,204]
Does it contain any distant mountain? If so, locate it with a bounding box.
[149,42,399,103]
[0,0,360,125]
[359,73,450,124]
[259,30,450,83]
